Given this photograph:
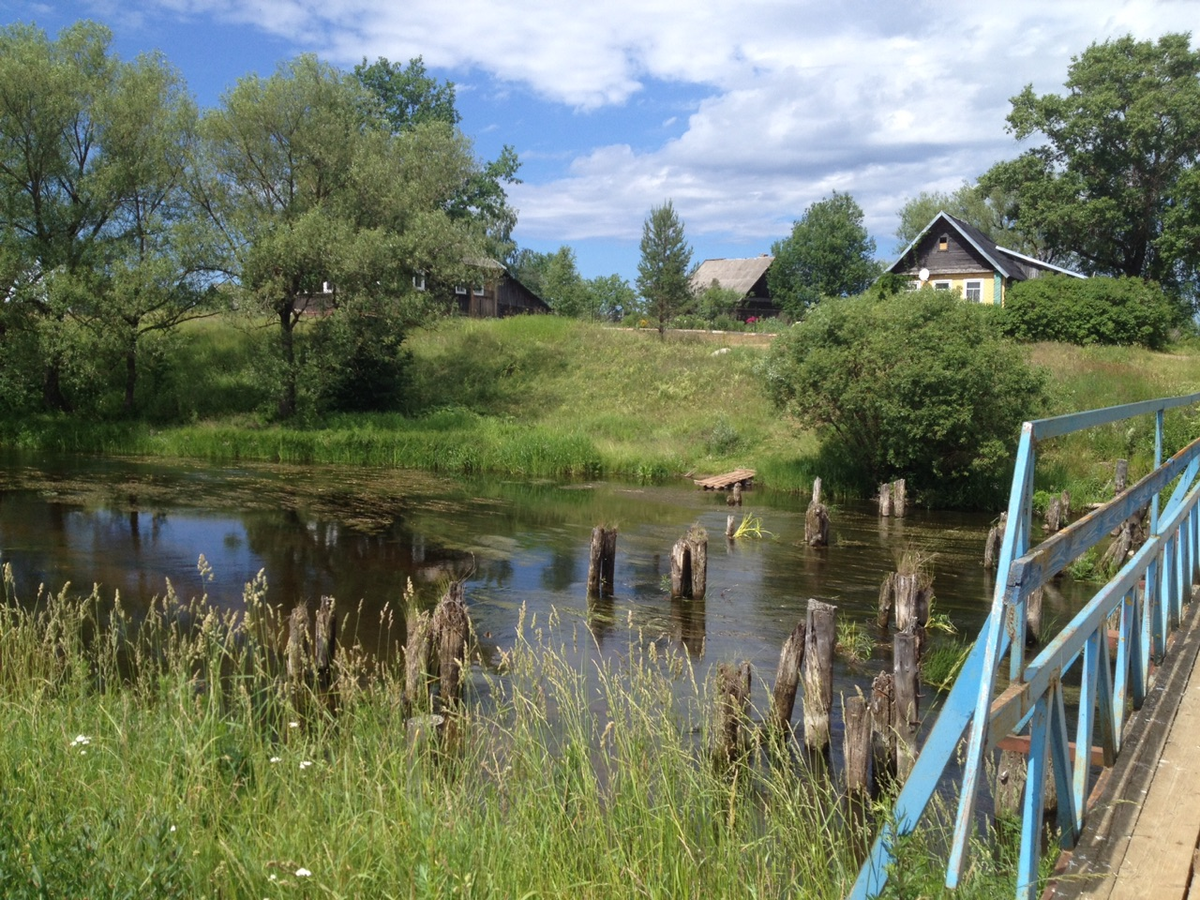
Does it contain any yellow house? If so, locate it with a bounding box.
[885,211,1085,304]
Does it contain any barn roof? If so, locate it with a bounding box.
[690,255,774,296]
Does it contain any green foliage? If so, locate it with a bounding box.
[1001,274,1177,349]
[762,289,1047,507]
[694,281,745,324]
[980,33,1200,306]
[768,192,881,317]
[894,182,1046,261]
[302,300,414,415]
[636,200,694,336]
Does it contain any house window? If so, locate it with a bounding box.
[907,280,921,291]
[473,285,485,296]
[937,234,949,251]
[413,272,426,292]
[455,285,467,295]
[932,280,952,291]
[964,280,983,302]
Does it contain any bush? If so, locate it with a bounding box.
[1000,275,1176,349]
[761,289,1046,507]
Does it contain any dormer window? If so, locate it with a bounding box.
[937,234,949,251]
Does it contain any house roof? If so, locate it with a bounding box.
[887,211,1086,281]
[690,255,774,295]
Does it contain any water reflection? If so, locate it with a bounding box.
[0,454,1092,720]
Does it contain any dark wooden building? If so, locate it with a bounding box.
[689,254,778,320]
[453,258,550,318]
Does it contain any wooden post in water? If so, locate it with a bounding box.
[843,692,872,798]
[805,478,830,547]
[770,622,806,734]
[893,626,920,780]
[670,526,707,600]
[877,573,895,630]
[711,661,752,773]
[1026,587,1044,645]
[726,514,736,538]
[286,604,311,716]
[892,479,907,518]
[878,483,893,517]
[984,512,1007,570]
[870,672,896,793]
[803,599,837,755]
[728,482,743,506]
[404,609,434,714]
[431,582,470,711]
[315,595,338,713]
[994,748,1027,821]
[587,525,618,597]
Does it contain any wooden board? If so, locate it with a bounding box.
[694,468,755,491]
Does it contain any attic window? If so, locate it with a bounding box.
[937,234,949,251]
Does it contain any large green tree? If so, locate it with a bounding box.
[768,192,880,317]
[979,33,1200,303]
[893,183,1052,261]
[197,54,485,418]
[0,21,210,414]
[353,56,521,264]
[636,200,693,337]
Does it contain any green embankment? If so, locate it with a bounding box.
[5,314,1200,503]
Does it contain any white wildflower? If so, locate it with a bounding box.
[288,721,299,729]
[299,760,312,769]
[269,756,281,763]
[70,735,91,747]
[295,867,312,877]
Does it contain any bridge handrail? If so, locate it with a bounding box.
[849,392,1200,900]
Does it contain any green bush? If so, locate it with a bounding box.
[1000,275,1176,349]
[761,289,1046,507]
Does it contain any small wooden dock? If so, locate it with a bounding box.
[694,468,755,491]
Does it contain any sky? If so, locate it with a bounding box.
[3,0,1195,284]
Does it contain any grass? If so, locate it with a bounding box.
[6,315,1200,504]
[0,566,1041,899]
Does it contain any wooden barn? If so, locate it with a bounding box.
[886,211,1085,305]
[453,258,551,318]
[689,254,778,320]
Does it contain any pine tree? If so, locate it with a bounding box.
[636,200,693,337]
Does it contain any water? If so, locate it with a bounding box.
[0,453,1089,717]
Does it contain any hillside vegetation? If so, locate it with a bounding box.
[4,314,1200,506]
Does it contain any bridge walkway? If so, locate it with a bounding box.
[1046,595,1200,900]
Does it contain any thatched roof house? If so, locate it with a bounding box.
[689,254,777,320]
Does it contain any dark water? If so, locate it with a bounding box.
[0,453,1088,716]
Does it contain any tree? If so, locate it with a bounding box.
[979,33,1200,305]
[0,21,211,414]
[762,289,1046,507]
[636,200,693,337]
[353,56,522,264]
[538,246,589,317]
[197,54,485,418]
[584,273,637,322]
[768,192,880,317]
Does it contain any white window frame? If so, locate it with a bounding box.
[964,280,983,302]
[413,272,426,292]
[932,280,952,291]
[455,285,467,295]
[473,284,485,296]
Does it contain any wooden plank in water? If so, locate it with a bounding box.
[694,468,755,491]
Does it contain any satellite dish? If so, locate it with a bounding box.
[918,267,930,282]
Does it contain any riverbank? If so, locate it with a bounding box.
[2,315,1199,505]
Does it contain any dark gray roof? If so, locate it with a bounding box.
[690,256,774,295]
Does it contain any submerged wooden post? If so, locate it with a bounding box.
[984,512,1007,570]
[870,672,896,792]
[728,482,743,506]
[805,478,830,547]
[770,622,806,734]
[404,609,434,713]
[670,526,708,600]
[711,661,752,772]
[1026,587,1044,644]
[587,525,618,597]
[726,514,736,538]
[431,582,470,710]
[878,483,893,517]
[994,748,1027,821]
[893,626,920,780]
[877,573,895,630]
[892,479,906,517]
[803,599,837,755]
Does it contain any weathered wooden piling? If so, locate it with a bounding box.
[315,594,338,709]
[893,626,920,780]
[287,604,310,692]
[870,672,896,792]
[404,608,434,713]
[843,692,872,798]
[984,512,1007,570]
[587,525,618,597]
[711,661,752,772]
[431,581,470,710]
[879,480,907,518]
[670,526,708,599]
[1026,587,1044,644]
[770,622,806,734]
[878,483,893,517]
[805,478,830,547]
[803,599,837,754]
[728,482,743,506]
[877,565,932,644]
[726,514,736,538]
[994,748,1027,820]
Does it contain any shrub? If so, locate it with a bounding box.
[1000,275,1176,349]
[761,289,1046,507]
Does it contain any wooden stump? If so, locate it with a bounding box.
[587,525,618,597]
[711,661,752,773]
[843,692,871,798]
[878,483,893,517]
[431,582,470,711]
[803,599,837,755]
[1026,587,1044,645]
[670,526,708,600]
[892,480,907,518]
[1115,458,1129,494]
[984,512,1007,570]
[805,478,830,547]
[994,748,1027,821]
[286,604,311,716]
[727,482,743,506]
[315,594,338,712]
[870,672,896,792]
[404,609,434,713]
[893,627,920,780]
[770,622,806,734]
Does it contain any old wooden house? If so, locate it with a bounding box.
[452,259,550,318]
[885,211,1085,304]
[689,255,779,320]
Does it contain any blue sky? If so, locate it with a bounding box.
[3,0,1193,285]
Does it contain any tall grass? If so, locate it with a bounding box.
[0,567,1035,898]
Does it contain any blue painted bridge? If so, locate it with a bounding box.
[849,393,1200,900]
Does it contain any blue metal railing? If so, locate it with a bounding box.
[849,393,1200,900]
